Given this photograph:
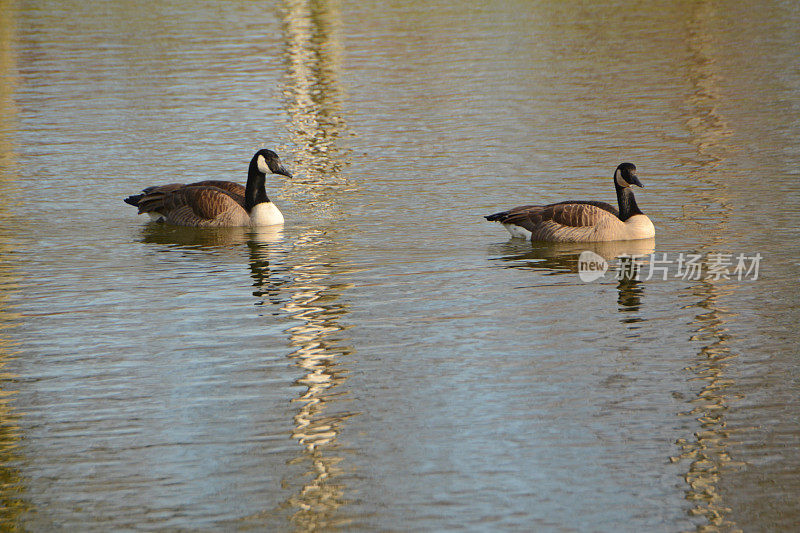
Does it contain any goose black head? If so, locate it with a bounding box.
[614,162,643,188]
[253,149,292,178]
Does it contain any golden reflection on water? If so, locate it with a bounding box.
[246,229,356,531]
[281,0,353,210]
[0,3,30,526]
[673,3,741,530]
[0,255,27,528]
[672,281,743,532]
[679,0,734,240]
[279,232,355,531]
[141,223,357,532]
[139,220,356,531]
[0,0,18,174]
[278,1,356,529]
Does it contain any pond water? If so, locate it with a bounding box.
[0,0,799,530]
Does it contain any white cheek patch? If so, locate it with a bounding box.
[257,155,269,173]
[615,169,629,188]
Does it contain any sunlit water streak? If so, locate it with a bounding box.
[670,3,743,531]
[277,1,357,529]
[0,6,28,526]
[277,231,357,530]
[281,0,354,209]
[0,187,27,530]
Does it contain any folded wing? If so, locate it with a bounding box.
[485,201,620,241]
[489,200,616,227]
[135,185,248,227]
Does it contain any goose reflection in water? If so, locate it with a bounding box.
[489,238,655,276]
[615,256,646,327]
[139,222,291,311]
[489,239,654,330]
[140,222,285,249]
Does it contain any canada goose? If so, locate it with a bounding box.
[485,163,655,242]
[124,149,292,227]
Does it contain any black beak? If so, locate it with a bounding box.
[629,174,643,188]
[274,164,292,179]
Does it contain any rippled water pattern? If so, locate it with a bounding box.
[0,1,799,531]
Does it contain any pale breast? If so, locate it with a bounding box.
[590,214,655,241]
[249,202,284,226]
[622,215,655,239]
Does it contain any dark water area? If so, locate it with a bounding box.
[0,0,798,530]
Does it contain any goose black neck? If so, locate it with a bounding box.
[615,182,643,221]
[244,160,269,212]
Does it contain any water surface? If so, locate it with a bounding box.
[0,0,799,530]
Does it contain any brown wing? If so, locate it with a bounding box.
[486,201,619,231]
[185,180,246,199]
[126,181,245,209]
[137,186,248,227]
[141,183,186,195]
[542,201,619,228]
